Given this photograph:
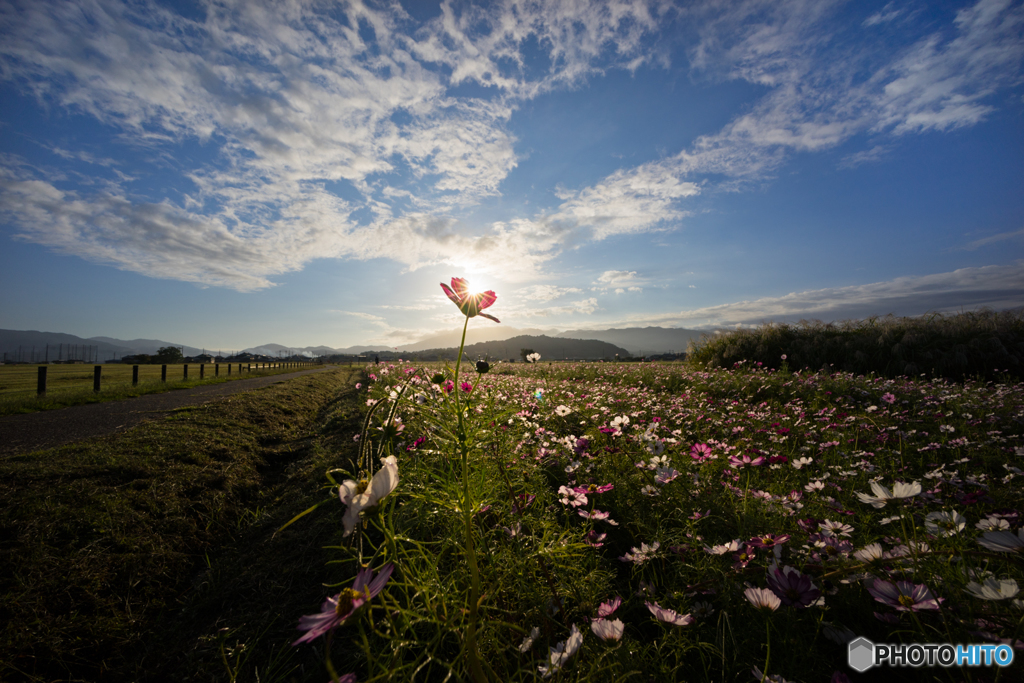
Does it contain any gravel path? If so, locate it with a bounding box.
[0,366,337,456]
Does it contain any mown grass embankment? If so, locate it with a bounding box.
[0,362,325,416]
[0,367,364,682]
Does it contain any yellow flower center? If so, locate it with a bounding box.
[335,587,365,615]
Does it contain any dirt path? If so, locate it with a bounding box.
[0,365,339,455]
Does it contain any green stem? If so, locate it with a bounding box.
[454,314,487,683]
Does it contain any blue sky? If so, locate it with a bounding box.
[1,0,1022,351]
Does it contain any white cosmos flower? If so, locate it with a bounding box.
[555,405,572,416]
[339,456,399,537]
[965,578,1020,601]
[539,624,582,678]
[852,543,885,563]
[855,480,921,508]
[590,617,625,641]
[977,528,1024,552]
[924,510,966,537]
[976,516,1010,532]
[519,626,540,652]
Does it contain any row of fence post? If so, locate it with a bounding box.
[35,362,313,396]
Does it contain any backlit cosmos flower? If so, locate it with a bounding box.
[440,277,499,322]
[293,563,395,645]
[340,456,399,537]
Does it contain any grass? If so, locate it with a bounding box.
[0,361,320,416]
[0,366,364,682]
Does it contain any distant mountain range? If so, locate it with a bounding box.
[0,325,710,363]
[396,335,631,361]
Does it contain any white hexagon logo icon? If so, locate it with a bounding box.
[848,636,874,672]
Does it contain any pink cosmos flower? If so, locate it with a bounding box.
[293,563,395,645]
[747,533,790,549]
[732,543,756,569]
[881,393,896,404]
[766,565,821,607]
[440,277,500,322]
[598,596,621,617]
[646,601,694,626]
[865,578,944,611]
[729,454,765,469]
[578,509,619,525]
[690,443,714,461]
[573,483,614,495]
[655,466,680,484]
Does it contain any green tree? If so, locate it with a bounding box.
[155,346,184,364]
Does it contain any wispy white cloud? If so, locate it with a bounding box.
[864,2,904,27]
[515,284,583,302]
[624,264,1024,328]
[960,227,1024,250]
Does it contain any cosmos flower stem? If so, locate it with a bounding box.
[758,620,771,683]
[453,312,488,683]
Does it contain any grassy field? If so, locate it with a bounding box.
[0,366,364,682]
[3,355,1023,682]
[0,362,319,416]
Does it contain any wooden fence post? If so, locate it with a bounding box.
[162,364,167,382]
[132,365,139,386]
[200,364,205,379]
[215,363,219,377]
[37,366,46,396]
[227,363,231,376]
[184,364,188,380]
[93,365,101,393]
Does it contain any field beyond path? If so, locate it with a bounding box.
[0,365,333,455]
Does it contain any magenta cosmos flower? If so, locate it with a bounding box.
[865,578,943,612]
[766,565,821,607]
[440,277,500,322]
[293,563,395,645]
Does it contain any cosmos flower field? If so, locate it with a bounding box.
[299,356,1024,682]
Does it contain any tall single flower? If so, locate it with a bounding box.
[440,277,499,322]
[293,563,395,645]
[339,456,399,536]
